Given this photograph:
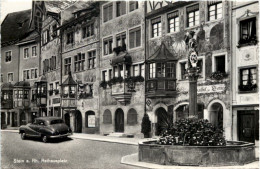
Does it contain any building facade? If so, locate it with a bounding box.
[231,1,259,144]
[59,1,101,133]
[99,1,146,136]
[145,1,232,139]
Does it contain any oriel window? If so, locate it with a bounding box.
[149,63,156,79]
[157,63,165,77]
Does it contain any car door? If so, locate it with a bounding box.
[28,120,41,136]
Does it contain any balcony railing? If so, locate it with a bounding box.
[147,79,177,91]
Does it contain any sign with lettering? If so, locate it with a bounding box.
[88,115,95,127]
[197,84,226,94]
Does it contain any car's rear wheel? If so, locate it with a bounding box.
[42,135,48,143]
[21,133,26,140]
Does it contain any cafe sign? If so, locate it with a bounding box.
[197,84,226,94]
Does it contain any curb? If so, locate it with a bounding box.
[69,135,139,146]
[1,130,19,133]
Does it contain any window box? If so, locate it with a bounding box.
[210,71,228,80]
[239,84,257,92]
[78,92,93,99]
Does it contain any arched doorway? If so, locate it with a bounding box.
[64,112,70,127]
[74,110,82,133]
[156,107,170,136]
[209,103,223,130]
[1,112,6,128]
[115,109,124,132]
[20,112,26,126]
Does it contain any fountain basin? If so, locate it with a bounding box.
[138,140,255,166]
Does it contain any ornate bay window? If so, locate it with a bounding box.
[1,83,13,109]
[146,43,177,97]
[13,81,31,108]
[61,72,77,108]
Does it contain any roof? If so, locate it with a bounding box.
[1,9,32,46]
[14,81,31,88]
[1,83,14,90]
[17,30,39,44]
[147,43,177,62]
[45,1,77,13]
[62,72,77,86]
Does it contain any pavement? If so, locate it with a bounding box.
[2,129,259,169]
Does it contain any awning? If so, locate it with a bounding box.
[111,53,132,65]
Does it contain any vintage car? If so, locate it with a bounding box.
[19,117,72,143]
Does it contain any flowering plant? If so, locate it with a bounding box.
[210,71,228,80]
[157,119,226,146]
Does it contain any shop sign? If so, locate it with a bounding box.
[197,84,226,94]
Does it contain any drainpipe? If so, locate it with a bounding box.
[60,25,63,120]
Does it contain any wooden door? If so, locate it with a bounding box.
[115,109,124,132]
[238,111,255,143]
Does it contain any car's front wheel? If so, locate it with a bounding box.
[21,133,26,140]
[42,135,48,143]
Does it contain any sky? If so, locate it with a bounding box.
[1,0,32,22]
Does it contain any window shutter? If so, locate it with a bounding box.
[136,29,141,47]
[129,31,135,48]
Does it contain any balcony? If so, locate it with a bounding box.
[146,79,177,98]
[111,83,132,105]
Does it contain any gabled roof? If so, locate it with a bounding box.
[62,72,77,86]
[17,30,39,44]
[1,9,32,46]
[147,43,177,62]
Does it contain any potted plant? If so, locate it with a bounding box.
[141,113,151,138]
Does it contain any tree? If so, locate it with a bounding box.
[141,113,151,138]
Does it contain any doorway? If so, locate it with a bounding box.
[64,112,70,128]
[20,112,26,126]
[11,112,17,127]
[238,110,259,143]
[156,107,169,136]
[74,110,82,133]
[115,109,124,132]
[1,112,6,128]
[209,103,223,130]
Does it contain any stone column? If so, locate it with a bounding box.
[188,67,199,118]
[10,112,13,127]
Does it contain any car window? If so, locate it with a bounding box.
[50,119,64,125]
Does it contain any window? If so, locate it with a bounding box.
[55,82,59,90]
[180,62,188,80]
[102,70,109,81]
[1,74,3,82]
[5,51,11,62]
[31,68,37,79]
[103,37,113,55]
[103,3,113,22]
[18,90,23,99]
[74,53,85,72]
[129,27,141,49]
[166,62,176,78]
[133,65,139,76]
[116,33,126,47]
[49,56,56,70]
[49,83,53,96]
[103,109,112,124]
[67,32,74,44]
[157,63,165,77]
[24,48,29,59]
[42,30,50,44]
[208,1,222,21]
[7,73,13,82]
[109,69,113,79]
[23,70,30,80]
[149,63,156,79]
[88,50,96,69]
[114,66,119,77]
[239,17,257,45]
[215,55,226,73]
[32,46,37,57]
[187,4,199,27]
[64,58,71,75]
[151,17,161,38]
[83,23,94,38]
[239,67,257,92]
[129,1,138,12]
[116,1,126,17]
[127,108,137,125]
[140,64,145,77]
[168,11,179,33]
[24,90,29,99]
